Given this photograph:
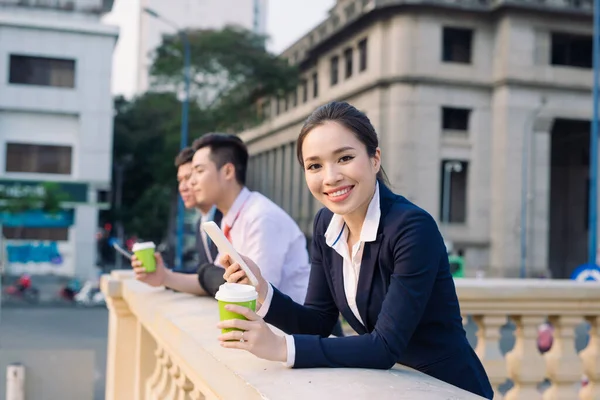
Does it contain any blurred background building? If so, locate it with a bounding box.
[239,0,599,279]
[0,0,117,279]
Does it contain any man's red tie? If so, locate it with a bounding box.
[223,224,232,242]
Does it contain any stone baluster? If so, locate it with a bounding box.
[189,389,206,400]
[165,364,183,400]
[174,370,194,400]
[153,351,173,399]
[543,316,582,399]
[580,316,600,400]
[474,315,508,399]
[505,315,546,400]
[145,347,164,400]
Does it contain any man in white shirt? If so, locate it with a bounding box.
[132,133,310,304]
[174,147,222,273]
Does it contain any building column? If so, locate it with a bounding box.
[528,118,553,277]
[489,88,548,277]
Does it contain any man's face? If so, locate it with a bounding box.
[177,163,197,209]
[189,147,225,208]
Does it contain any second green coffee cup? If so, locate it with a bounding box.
[132,242,156,273]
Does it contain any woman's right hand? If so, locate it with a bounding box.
[220,254,268,302]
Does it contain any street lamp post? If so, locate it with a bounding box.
[590,0,599,267]
[442,161,463,224]
[143,7,191,271]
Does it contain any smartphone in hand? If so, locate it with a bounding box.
[112,243,133,260]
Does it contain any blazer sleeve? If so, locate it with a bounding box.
[290,209,442,369]
[263,209,340,337]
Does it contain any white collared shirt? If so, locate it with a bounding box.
[215,187,310,304]
[258,183,382,367]
[323,182,381,325]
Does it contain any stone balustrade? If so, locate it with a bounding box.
[455,279,600,400]
[101,270,485,400]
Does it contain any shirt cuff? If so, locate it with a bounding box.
[256,283,274,317]
[283,334,296,368]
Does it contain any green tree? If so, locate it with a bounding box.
[150,25,299,131]
[110,26,299,249]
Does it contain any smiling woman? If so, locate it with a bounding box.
[219,101,494,399]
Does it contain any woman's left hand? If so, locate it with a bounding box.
[217,305,288,363]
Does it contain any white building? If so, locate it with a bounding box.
[239,0,600,279]
[0,0,118,279]
[136,0,268,94]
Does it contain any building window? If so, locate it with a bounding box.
[301,79,308,103]
[261,100,271,119]
[332,14,340,29]
[291,89,298,108]
[330,55,339,86]
[440,160,468,224]
[358,38,368,72]
[344,47,353,78]
[551,32,593,69]
[275,98,281,116]
[5,143,72,175]
[442,107,471,131]
[2,227,69,241]
[312,72,319,98]
[442,27,473,64]
[345,3,356,19]
[9,54,76,88]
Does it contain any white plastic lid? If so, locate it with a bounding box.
[132,242,155,252]
[215,283,258,302]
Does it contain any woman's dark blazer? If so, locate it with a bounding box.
[263,184,493,399]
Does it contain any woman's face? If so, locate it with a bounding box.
[301,121,380,217]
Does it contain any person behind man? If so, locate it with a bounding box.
[132,133,310,303]
[174,147,223,273]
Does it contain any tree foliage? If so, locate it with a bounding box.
[150,25,299,131]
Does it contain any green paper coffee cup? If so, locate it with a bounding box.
[215,283,257,335]
[132,242,156,273]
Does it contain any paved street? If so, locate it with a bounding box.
[0,307,108,400]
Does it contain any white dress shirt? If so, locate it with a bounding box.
[215,187,310,304]
[258,183,382,367]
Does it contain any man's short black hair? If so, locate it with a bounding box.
[174,147,195,167]
[191,133,248,185]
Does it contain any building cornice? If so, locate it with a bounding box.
[281,0,592,67]
[0,10,118,37]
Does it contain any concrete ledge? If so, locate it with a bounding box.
[103,272,485,400]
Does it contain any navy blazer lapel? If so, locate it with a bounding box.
[329,248,366,333]
[356,234,382,329]
[355,184,397,330]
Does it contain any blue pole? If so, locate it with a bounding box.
[590,0,599,266]
[175,32,191,271]
[253,0,259,32]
